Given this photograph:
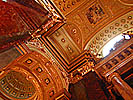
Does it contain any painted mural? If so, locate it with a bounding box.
[86,3,105,24]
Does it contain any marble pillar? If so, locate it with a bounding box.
[107,72,133,100]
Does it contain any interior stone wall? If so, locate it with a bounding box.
[0,47,21,69]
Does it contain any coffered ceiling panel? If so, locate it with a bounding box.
[48,27,81,63]
[0,51,68,100]
[63,22,82,50]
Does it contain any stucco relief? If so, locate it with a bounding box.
[64,0,110,47]
[64,22,82,49]
[0,71,36,99]
[53,0,86,15]
[86,3,105,25]
[0,51,69,100]
[48,28,81,62]
[85,11,133,57]
[26,38,69,89]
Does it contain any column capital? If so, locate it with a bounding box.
[107,72,133,100]
[107,72,120,82]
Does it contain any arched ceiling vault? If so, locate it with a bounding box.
[0,51,69,100]
[0,0,133,89]
[46,0,133,64]
[85,11,133,56]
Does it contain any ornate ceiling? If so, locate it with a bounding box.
[0,0,132,99]
[43,0,133,72]
[0,70,36,99]
[0,51,69,100]
[85,11,133,57]
[0,0,132,71]
[46,0,132,61]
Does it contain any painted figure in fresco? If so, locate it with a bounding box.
[86,4,105,24]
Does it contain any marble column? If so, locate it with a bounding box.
[107,72,133,100]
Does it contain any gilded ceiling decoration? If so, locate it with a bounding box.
[0,71,35,99]
[0,51,69,100]
[53,0,86,15]
[46,0,132,65]
[48,27,81,62]
[26,38,69,89]
[85,11,133,56]
[0,0,133,99]
[63,22,82,50]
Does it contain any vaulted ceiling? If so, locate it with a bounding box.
[47,0,133,61]
[0,0,132,99]
[0,0,132,73]
[41,0,133,73]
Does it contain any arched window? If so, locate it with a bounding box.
[102,34,131,57]
[2,0,7,2]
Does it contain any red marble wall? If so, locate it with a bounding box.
[69,72,110,100]
[0,1,48,51]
